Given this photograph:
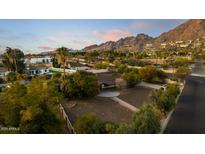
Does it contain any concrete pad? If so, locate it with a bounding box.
[98,91,120,98]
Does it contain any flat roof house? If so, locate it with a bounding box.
[0,67,8,78]
[27,65,50,76]
[96,73,116,89]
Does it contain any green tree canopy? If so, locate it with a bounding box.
[63,71,99,98]
[131,103,161,134]
[2,47,25,73]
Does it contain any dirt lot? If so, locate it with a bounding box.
[63,86,152,125]
[63,97,133,125]
[118,86,152,108]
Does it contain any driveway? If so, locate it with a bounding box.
[165,59,205,133]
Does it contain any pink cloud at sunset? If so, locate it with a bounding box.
[92,29,131,41]
[38,46,56,51]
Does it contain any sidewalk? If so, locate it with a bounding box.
[138,81,164,89]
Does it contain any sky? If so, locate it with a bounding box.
[0,19,186,54]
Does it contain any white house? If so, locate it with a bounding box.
[67,61,90,70]
[25,56,52,65]
[0,67,8,78]
[27,65,50,76]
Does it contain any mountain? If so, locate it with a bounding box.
[83,19,205,52]
[155,19,205,43]
[83,33,154,52]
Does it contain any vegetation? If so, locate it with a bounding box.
[74,112,121,134]
[2,47,25,73]
[151,84,180,114]
[62,71,99,98]
[175,66,192,79]
[94,62,109,69]
[6,72,17,82]
[0,78,66,133]
[74,113,106,134]
[123,72,140,88]
[131,103,161,134]
[55,47,70,79]
[139,65,166,83]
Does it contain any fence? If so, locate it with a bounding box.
[59,104,76,134]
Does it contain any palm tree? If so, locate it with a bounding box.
[2,47,25,80]
[56,47,70,80]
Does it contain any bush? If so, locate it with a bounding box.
[175,66,192,79]
[94,62,109,69]
[0,77,64,133]
[0,78,5,84]
[63,71,99,98]
[123,72,140,88]
[139,65,158,83]
[74,113,106,134]
[6,72,17,82]
[131,103,161,134]
[151,84,180,114]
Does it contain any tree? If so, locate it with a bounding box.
[0,77,65,133]
[166,83,180,98]
[19,77,63,133]
[123,72,140,88]
[64,71,99,98]
[139,65,158,83]
[131,103,161,134]
[0,82,27,127]
[150,84,180,114]
[55,47,70,79]
[94,62,109,69]
[6,72,17,82]
[74,113,105,134]
[2,47,25,73]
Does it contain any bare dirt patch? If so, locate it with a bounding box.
[118,86,152,108]
[63,96,133,125]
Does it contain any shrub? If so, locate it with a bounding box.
[131,103,161,134]
[94,62,109,69]
[63,71,99,98]
[151,84,180,114]
[139,65,158,83]
[123,72,140,88]
[175,66,192,79]
[74,113,106,134]
[6,72,17,82]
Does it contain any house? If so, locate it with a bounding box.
[67,61,90,70]
[96,73,116,89]
[175,41,183,44]
[0,67,8,78]
[25,56,52,65]
[180,44,189,48]
[160,43,167,48]
[27,65,50,76]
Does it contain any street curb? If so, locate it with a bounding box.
[160,81,185,134]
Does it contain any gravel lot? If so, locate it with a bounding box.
[118,86,152,108]
[63,96,133,125]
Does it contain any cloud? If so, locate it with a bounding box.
[70,40,96,46]
[92,29,131,41]
[38,46,55,51]
[130,21,150,31]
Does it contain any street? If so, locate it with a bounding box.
[165,59,205,133]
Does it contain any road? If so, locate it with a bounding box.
[165,59,205,133]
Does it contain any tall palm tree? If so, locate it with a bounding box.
[56,47,70,80]
[3,47,14,71]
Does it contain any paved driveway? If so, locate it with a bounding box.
[165,59,205,133]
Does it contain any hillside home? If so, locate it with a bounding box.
[67,61,90,70]
[25,56,52,65]
[27,65,50,76]
[0,67,8,78]
[96,72,116,89]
